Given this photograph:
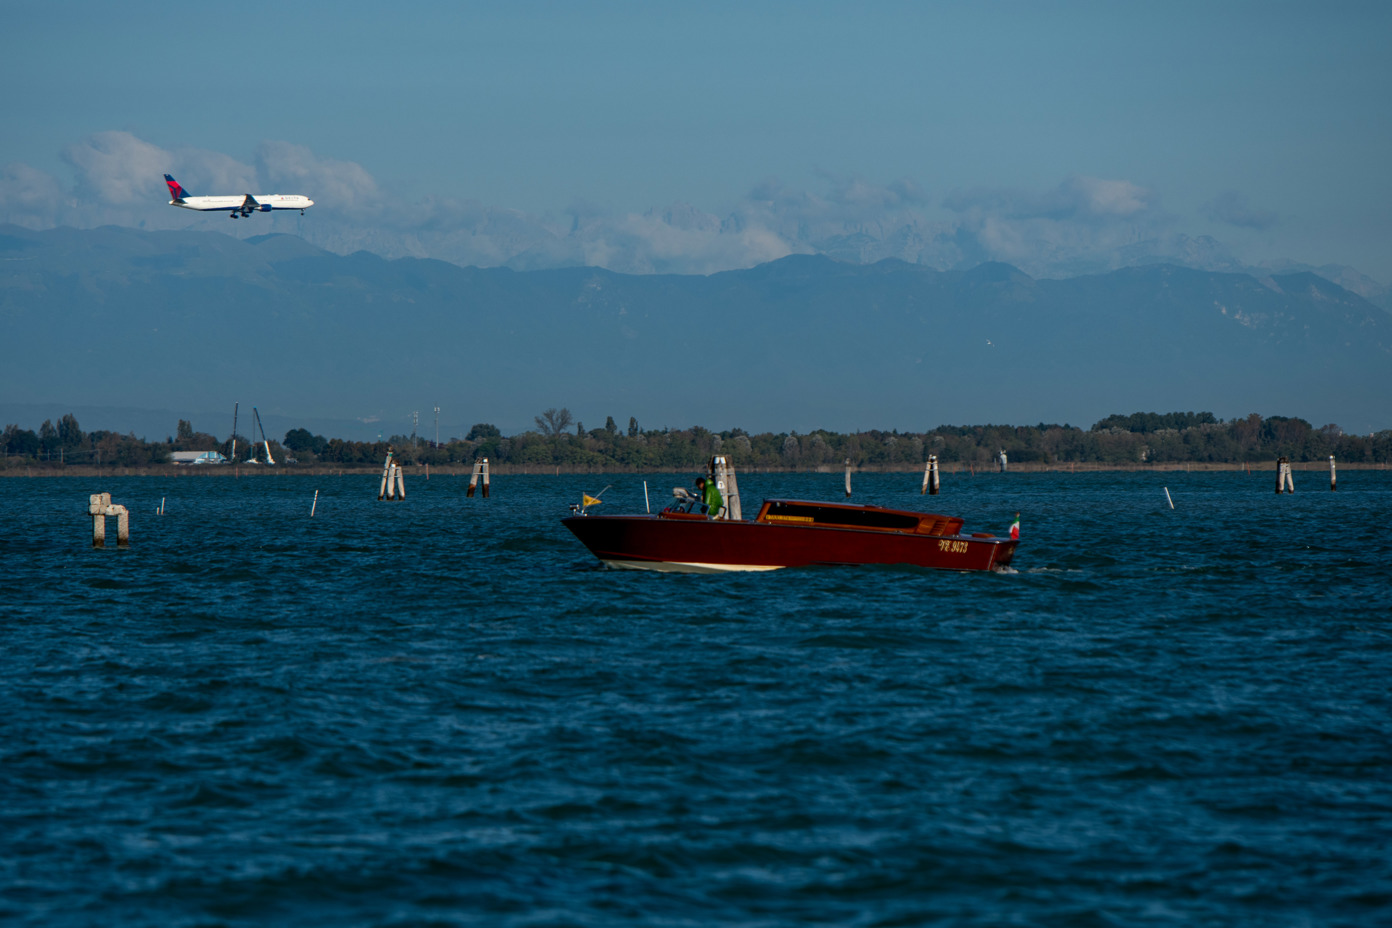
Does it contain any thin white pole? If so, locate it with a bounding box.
[644,480,650,513]
[311,489,319,517]
[1164,487,1174,509]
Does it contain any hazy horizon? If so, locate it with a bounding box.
[2,226,1387,441]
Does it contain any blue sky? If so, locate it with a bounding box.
[4,1,1391,282]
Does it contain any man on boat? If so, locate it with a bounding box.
[695,477,724,519]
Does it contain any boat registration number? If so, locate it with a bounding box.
[937,539,969,554]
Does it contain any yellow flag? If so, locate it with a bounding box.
[582,494,603,507]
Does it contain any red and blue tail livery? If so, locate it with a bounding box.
[162,174,314,218]
[164,174,190,201]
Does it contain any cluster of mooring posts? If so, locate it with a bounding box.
[921,455,941,495]
[1275,456,1295,494]
[89,493,129,548]
[79,451,1348,548]
[372,451,494,502]
[1273,456,1338,494]
[378,448,406,501]
[898,452,1332,507]
[467,458,490,498]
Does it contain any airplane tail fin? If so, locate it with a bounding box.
[164,174,190,200]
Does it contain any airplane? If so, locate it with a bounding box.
[164,174,314,219]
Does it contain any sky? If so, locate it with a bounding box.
[3,1,1392,282]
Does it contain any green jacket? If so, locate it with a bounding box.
[703,480,724,518]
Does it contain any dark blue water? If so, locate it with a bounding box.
[3,471,1390,926]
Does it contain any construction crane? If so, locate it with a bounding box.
[252,407,275,465]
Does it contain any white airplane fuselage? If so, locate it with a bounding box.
[170,194,314,214]
[164,173,313,218]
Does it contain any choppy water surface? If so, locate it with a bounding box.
[2,470,1390,926]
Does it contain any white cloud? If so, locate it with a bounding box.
[945,175,1154,222]
[570,205,795,275]
[255,141,379,211]
[172,149,258,196]
[49,131,259,227]
[1060,175,1151,217]
[933,175,1174,276]
[286,168,1172,277]
[0,162,65,227]
[62,131,170,204]
[4,131,1299,283]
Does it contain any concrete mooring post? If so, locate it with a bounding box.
[1329,455,1337,491]
[467,458,490,498]
[844,458,852,498]
[89,492,129,548]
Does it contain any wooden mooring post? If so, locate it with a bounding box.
[467,458,490,498]
[844,458,852,498]
[921,455,940,495]
[710,454,742,520]
[378,448,406,501]
[1329,455,1337,491]
[1275,456,1294,494]
[89,492,129,548]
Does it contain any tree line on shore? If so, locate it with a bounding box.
[2,409,1392,473]
[3,409,1390,471]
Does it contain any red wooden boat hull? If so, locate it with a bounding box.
[563,512,1018,573]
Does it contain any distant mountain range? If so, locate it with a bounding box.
[2,224,1389,439]
[277,206,1392,314]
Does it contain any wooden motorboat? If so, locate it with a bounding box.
[563,495,1018,573]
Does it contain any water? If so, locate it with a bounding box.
[2,471,1390,926]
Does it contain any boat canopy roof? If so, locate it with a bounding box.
[754,499,965,536]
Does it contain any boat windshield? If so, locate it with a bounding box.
[664,489,713,516]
